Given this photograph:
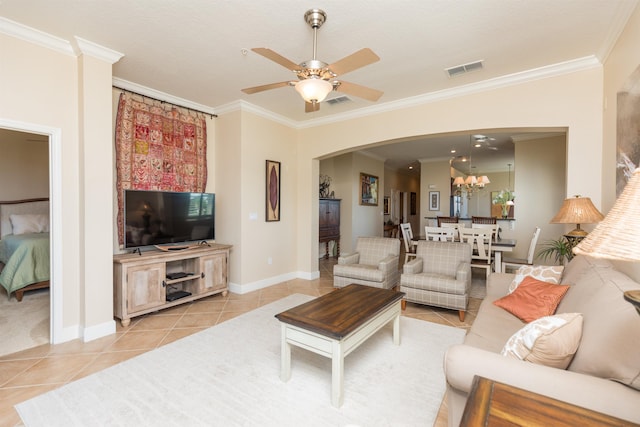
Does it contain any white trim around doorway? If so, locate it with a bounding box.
[0,118,64,344]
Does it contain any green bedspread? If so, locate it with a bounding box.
[0,232,50,295]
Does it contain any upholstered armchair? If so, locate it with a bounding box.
[400,240,472,321]
[333,237,400,289]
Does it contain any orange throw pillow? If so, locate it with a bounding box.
[493,276,570,323]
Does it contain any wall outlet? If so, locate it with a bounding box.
[249,212,258,221]
[267,257,272,265]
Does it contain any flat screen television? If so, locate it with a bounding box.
[124,190,215,249]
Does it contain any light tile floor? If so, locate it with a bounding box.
[0,256,482,426]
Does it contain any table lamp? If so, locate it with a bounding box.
[550,195,604,238]
[574,168,640,315]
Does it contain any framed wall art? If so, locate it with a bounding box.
[410,192,417,215]
[359,173,379,206]
[383,196,391,214]
[429,191,440,211]
[266,160,281,221]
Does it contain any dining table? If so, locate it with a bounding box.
[412,237,517,273]
[491,238,517,273]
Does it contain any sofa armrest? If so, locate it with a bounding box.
[378,255,399,272]
[444,344,640,425]
[338,252,359,265]
[486,272,514,296]
[455,261,471,283]
[402,258,423,274]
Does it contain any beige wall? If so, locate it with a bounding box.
[0,130,49,200]
[514,135,567,261]
[0,32,111,342]
[419,159,451,236]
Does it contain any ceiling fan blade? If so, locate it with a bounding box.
[328,48,380,76]
[305,101,320,113]
[241,81,291,95]
[335,81,383,102]
[252,48,301,71]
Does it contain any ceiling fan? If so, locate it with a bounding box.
[241,8,383,113]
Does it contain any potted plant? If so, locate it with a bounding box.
[536,236,574,265]
[492,189,515,218]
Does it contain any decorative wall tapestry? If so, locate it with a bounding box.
[115,92,208,246]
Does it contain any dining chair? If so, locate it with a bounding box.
[471,223,499,240]
[459,228,493,278]
[441,222,464,241]
[502,227,541,272]
[399,222,417,264]
[437,216,459,226]
[471,216,497,224]
[425,226,455,242]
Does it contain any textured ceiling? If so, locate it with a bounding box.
[1,0,636,171]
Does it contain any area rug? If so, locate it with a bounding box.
[0,287,49,357]
[16,294,465,427]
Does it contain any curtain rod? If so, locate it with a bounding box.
[112,86,217,118]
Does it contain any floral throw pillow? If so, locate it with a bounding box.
[509,265,564,294]
[502,313,583,369]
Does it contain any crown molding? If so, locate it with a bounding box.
[112,78,218,116]
[74,37,124,64]
[297,56,602,129]
[0,16,74,56]
[215,100,298,128]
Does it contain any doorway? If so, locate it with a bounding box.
[0,118,63,346]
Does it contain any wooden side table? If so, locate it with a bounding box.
[460,376,637,426]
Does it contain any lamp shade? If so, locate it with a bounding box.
[453,176,465,186]
[574,168,640,261]
[550,195,604,236]
[294,78,332,103]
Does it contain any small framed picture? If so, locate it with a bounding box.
[410,192,417,215]
[429,191,440,211]
[383,196,390,214]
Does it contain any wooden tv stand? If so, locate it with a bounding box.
[113,244,231,327]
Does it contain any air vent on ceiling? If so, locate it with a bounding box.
[445,60,484,78]
[326,95,352,105]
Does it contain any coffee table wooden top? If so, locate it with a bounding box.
[275,284,405,340]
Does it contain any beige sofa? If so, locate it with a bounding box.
[444,255,640,426]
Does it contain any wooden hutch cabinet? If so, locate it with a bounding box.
[319,198,341,259]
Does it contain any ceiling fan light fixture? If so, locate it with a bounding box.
[295,78,333,103]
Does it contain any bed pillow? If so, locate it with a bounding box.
[10,214,49,235]
[494,276,570,322]
[509,264,564,293]
[501,313,583,369]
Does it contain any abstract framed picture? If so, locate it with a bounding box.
[429,191,440,211]
[383,196,391,214]
[266,160,281,222]
[360,173,379,206]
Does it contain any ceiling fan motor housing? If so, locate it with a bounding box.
[304,9,327,28]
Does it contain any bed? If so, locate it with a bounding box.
[0,198,50,301]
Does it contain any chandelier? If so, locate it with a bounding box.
[452,136,490,199]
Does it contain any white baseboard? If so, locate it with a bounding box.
[228,270,321,294]
[83,320,116,342]
[54,324,80,344]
